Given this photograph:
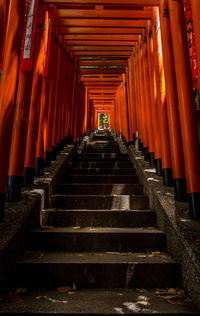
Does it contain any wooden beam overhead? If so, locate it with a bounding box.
[41,0,159,5]
[67,40,136,46]
[80,69,126,74]
[74,51,132,56]
[79,60,128,66]
[64,34,138,40]
[71,46,133,51]
[54,9,152,19]
[88,89,117,93]
[57,27,144,34]
[89,96,116,99]
[55,19,148,27]
[82,81,120,85]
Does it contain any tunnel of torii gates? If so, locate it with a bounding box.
[0,0,200,220]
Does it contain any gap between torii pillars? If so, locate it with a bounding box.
[168,0,200,220]
[0,0,26,219]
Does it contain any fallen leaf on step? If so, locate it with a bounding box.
[73,226,81,230]
[156,295,178,300]
[167,299,192,306]
[42,226,54,229]
[150,251,161,257]
[89,227,96,231]
[68,291,76,295]
[56,286,73,293]
[15,288,27,294]
[155,288,193,306]
[7,293,23,303]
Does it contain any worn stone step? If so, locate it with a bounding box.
[84,149,120,153]
[55,184,143,195]
[65,168,136,175]
[9,252,179,289]
[41,209,156,228]
[78,153,128,158]
[61,175,138,184]
[92,136,114,141]
[69,162,133,168]
[28,227,163,252]
[72,157,130,163]
[0,288,198,315]
[52,195,148,210]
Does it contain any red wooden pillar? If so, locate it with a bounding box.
[159,0,187,201]
[0,0,10,69]
[142,38,155,166]
[24,5,48,186]
[8,0,40,200]
[51,35,63,156]
[129,55,137,144]
[146,22,162,175]
[138,41,148,155]
[168,0,200,219]
[44,27,58,166]
[152,8,173,185]
[0,0,26,218]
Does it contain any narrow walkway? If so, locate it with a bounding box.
[0,131,198,315]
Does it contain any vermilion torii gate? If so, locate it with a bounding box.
[0,0,200,220]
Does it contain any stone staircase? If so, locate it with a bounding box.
[0,130,198,315]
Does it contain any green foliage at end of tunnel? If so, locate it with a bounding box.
[99,113,109,129]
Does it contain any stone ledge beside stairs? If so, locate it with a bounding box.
[0,145,75,265]
[128,145,200,309]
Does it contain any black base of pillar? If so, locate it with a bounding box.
[60,139,65,150]
[133,133,136,144]
[51,146,57,161]
[188,193,200,221]
[163,168,173,186]
[56,142,61,155]
[155,158,162,176]
[140,142,144,153]
[174,178,187,202]
[24,167,35,186]
[127,141,134,146]
[143,147,149,161]
[7,175,23,202]
[35,158,44,177]
[45,151,52,167]
[64,136,68,146]
[138,139,141,151]
[68,135,73,145]
[0,193,6,221]
[149,152,155,167]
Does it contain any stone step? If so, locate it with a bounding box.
[92,136,114,141]
[84,149,120,153]
[65,168,136,175]
[72,157,131,163]
[0,288,198,315]
[69,162,133,168]
[52,195,148,210]
[28,227,163,252]
[61,175,138,184]
[41,209,156,228]
[78,153,128,158]
[8,252,179,289]
[55,184,143,195]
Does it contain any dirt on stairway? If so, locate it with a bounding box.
[0,130,198,315]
